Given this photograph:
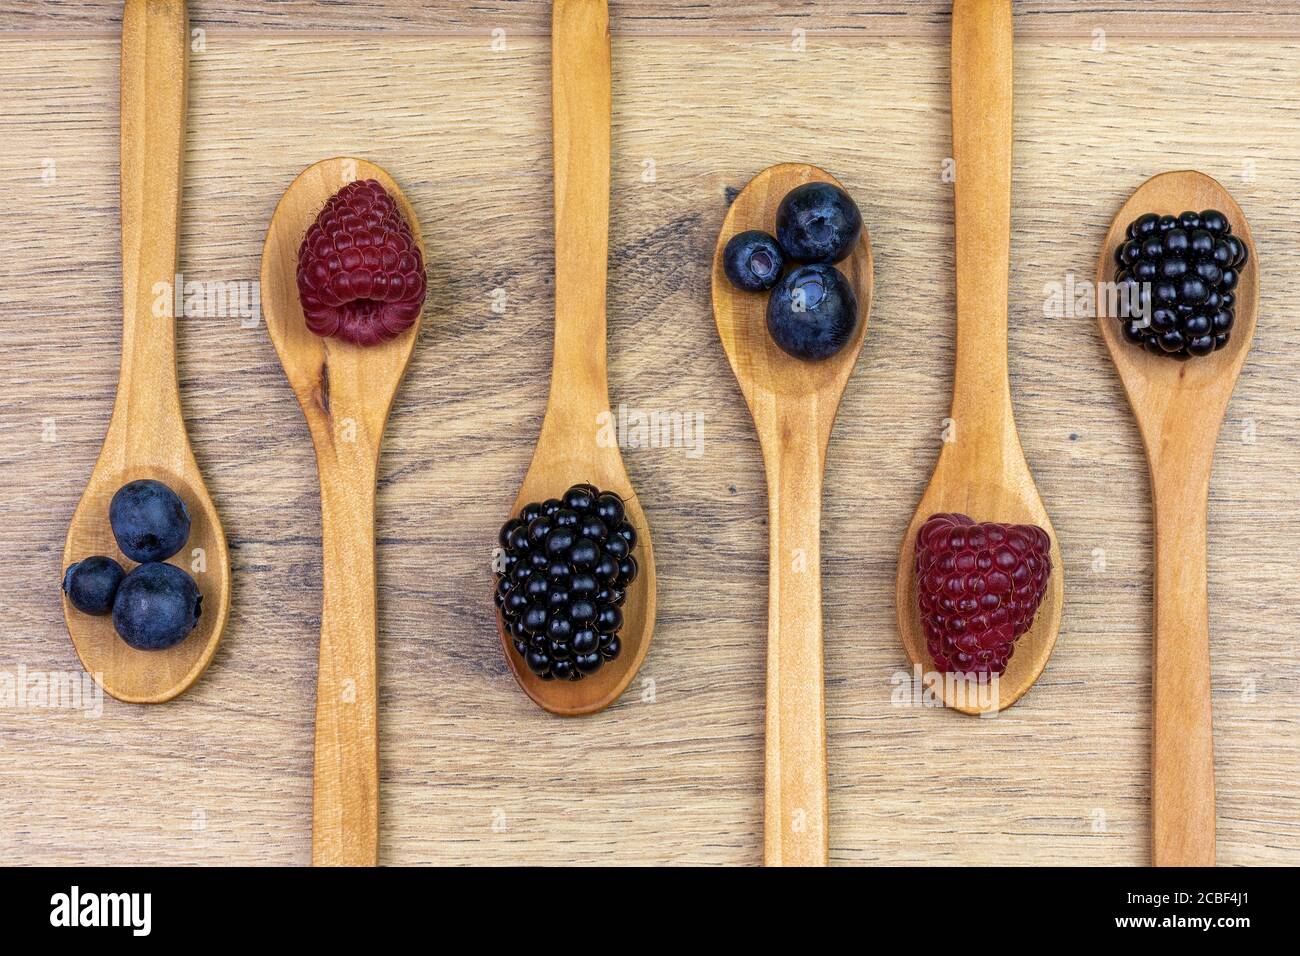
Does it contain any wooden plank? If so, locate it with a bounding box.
[4,1,1300,38]
[0,29,1297,865]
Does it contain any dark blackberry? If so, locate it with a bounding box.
[1115,209,1248,359]
[496,483,640,680]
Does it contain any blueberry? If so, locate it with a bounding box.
[62,555,125,615]
[722,230,785,292]
[774,182,863,263]
[109,479,191,563]
[766,263,858,361]
[111,562,202,650]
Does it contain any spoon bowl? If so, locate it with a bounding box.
[713,161,872,865]
[261,156,424,865]
[1096,169,1257,867]
[895,0,1062,715]
[496,0,657,717]
[63,0,229,704]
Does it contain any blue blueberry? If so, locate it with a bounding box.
[109,479,191,563]
[775,182,862,264]
[765,263,858,361]
[111,562,202,650]
[723,229,785,292]
[62,555,125,615]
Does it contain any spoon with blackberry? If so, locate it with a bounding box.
[894,0,1064,715]
[712,163,874,866]
[494,0,657,716]
[1097,171,1257,866]
[63,0,230,703]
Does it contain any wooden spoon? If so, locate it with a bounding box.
[894,0,1064,715]
[496,0,657,716]
[260,157,424,866]
[1097,171,1257,867]
[712,163,873,866]
[63,0,229,704]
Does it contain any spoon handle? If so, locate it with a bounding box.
[115,0,188,454]
[760,400,829,866]
[950,0,1015,441]
[547,0,611,439]
[311,452,380,866]
[1151,466,1216,866]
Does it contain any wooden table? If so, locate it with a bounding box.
[1,1,1296,866]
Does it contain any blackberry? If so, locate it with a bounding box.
[497,484,639,681]
[1113,209,1248,359]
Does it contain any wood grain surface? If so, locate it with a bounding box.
[0,2,1297,866]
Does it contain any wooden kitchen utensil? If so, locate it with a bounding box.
[712,163,873,866]
[496,0,657,716]
[63,0,229,704]
[894,0,1064,715]
[261,157,425,866]
[1097,170,1257,867]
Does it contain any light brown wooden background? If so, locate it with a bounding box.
[1,1,1296,866]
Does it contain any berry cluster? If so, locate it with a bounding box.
[915,513,1051,676]
[1114,209,1248,358]
[62,479,202,650]
[722,180,862,362]
[296,179,427,347]
[496,484,639,681]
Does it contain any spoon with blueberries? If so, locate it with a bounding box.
[1097,170,1257,867]
[494,0,657,716]
[62,0,229,704]
[713,164,873,865]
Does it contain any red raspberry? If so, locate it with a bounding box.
[296,179,426,347]
[914,513,1052,675]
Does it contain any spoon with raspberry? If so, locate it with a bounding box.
[261,158,427,865]
[895,0,1064,714]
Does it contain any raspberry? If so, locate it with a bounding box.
[296,179,426,347]
[914,513,1051,675]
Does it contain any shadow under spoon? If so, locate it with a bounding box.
[63,0,229,704]
[1097,170,1258,867]
[495,0,658,717]
[712,162,874,866]
[260,157,424,866]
